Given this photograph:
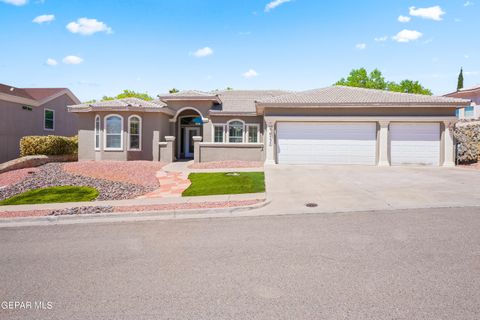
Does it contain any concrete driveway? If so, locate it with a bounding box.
[264,165,480,213]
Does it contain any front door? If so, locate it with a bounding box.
[184,127,200,158]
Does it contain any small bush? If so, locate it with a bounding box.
[20,135,78,157]
[454,124,480,164]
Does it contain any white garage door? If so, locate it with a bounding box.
[277,122,377,165]
[390,123,440,166]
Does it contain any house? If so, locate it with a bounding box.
[444,85,480,119]
[0,83,81,163]
[68,86,470,167]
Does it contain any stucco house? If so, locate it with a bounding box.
[68,86,470,167]
[0,83,81,163]
[444,85,480,119]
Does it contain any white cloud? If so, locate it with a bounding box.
[464,1,474,6]
[46,58,57,66]
[398,15,411,23]
[62,55,83,65]
[0,0,27,5]
[66,18,112,35]
[374,36,388,42]
[192,47,213,58]
[242,69,259,79]
[33,14,54,24]
[392,29,423,43]
[265,0,291,12]
[355,43,366,50]
[409,6,445,21]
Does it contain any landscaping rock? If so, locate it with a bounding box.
[49,205,114,216]
[454,122,480,164]
[0,163,155,201]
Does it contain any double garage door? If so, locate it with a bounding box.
[277,122,440,166]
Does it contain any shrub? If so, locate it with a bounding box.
[454,123,480,164]
[20,135,78,157]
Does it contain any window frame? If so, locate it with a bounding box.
[227,119,245,143]
[104,114,124,151]
[212,124,226,143]
[43,108,55,131]
[246,124,260,143]
[465,106,475,118]
[127,115,142,151]
[94,115,101,150]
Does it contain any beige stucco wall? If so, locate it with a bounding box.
[0,95,78,163]
[264,106,456,117]
[198,144,265,162]
[76,111,170,161]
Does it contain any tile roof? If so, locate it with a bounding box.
[158,90,220,101]
[22,88,67,101]
[257,86,470,106]
[214,90,291,113]
[0,83,34,100]
[68,98,172,114]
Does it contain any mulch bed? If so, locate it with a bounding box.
[0,163,156,202]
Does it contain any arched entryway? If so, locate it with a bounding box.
[175,109,204,160]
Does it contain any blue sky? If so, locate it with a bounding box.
[0,0,478,101]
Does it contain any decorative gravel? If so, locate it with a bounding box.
[64,161,165,187]
[0,163,156,202]
[50,206,114,216]
[0,168,40,188]
[189,161,264,169]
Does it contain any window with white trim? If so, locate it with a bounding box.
[228,120,244,143]
[94,115,100,150]
[213,125,225,143]
[128,115,141,150]
[44,108,55,131]
[104,115,123,150]
[247,124,259,143]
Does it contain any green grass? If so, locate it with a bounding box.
[0,186,99,206]
[182,172,265,197]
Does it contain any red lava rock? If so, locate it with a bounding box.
[64,161,166,187]
[0,168,40,188]
[188,161,263,169]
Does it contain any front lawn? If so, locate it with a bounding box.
[182,172,265,197]
[0,186,99,206]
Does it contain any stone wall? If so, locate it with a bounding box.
[454,122,480,164]
[0,155,77,174]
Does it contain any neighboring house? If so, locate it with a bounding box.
[68,86,469,167]
[0,83,80,163]
[444,85,479,119]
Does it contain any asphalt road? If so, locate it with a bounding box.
[1,207,480,319]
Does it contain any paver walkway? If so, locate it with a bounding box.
[137,161,192,199]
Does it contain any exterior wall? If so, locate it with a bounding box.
[207,115,264,143]
[264,106,456,117]
[0,94,78,163]
[198,144,264,162]
[76,111,170,161]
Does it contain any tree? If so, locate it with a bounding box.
[102,89,153,101]
[457,67,464,91]
[169,88,179,94]
[335,68,432,95]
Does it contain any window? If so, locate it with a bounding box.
[44,109,55,131]
[247,125,259,143]
[214,125,225,143]
[94,115,100,150]
[128,115,141,150]
[465,106,474,118]
[228,120,244,143]
[104,115,123,150]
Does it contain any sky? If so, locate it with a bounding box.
[0,0,478,101]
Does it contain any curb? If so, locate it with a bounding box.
[0,199,271,228]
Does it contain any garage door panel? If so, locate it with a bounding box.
[277,122,377,165]
[390,123,440,166]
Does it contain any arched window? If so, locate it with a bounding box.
[128,115,142,150]
[228,120,244,143]
[104,114,123,150]
[94,115,100,150]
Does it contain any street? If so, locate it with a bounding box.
[1,207,480,319]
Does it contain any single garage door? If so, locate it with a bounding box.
[277,122,377,165]
[390,123,440,166]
